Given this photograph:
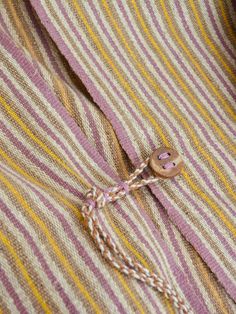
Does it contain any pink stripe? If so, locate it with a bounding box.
[150,182,236,301]
[0,31,118,181]
[0,198,78,313]
[0,114,83,198]
[29,0,141,164]
[154,195,208,309]
[203,0,236,60]
[25,0,108,159]
[0,266,28,313]
[0,163,127,314]
[28,0,235,304]
[174,0,236,104]
[0,68,93,191]
[112,198,208,313]
[120,0,236,136]
[0,44,200,312]
[54,0,236,210]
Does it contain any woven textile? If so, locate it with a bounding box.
[0,0,235,313]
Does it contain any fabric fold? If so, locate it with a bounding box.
[0,23,208,312]
[28,0,236,304]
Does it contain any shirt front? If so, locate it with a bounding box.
[0,1,235,313]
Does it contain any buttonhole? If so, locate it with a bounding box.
[158,152,171,160]
[163,162,175,169]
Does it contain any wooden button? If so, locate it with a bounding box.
[149,147,184,178]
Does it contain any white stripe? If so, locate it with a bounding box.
[0,163,132,312]
[0,49,115,188]
[0,254,35,313]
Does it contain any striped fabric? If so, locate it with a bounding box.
[0,0,235,313]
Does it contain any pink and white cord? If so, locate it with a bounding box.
[81,157,191,313]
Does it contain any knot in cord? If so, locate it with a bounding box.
[81,157,191,314]
[85,180,131,211]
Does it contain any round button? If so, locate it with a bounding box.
[149,147,184,178]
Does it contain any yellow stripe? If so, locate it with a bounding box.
[128,1,236,197]
[0,95,86,186]
[106,129,175,311]
[2,106,232,314]
[7,1,40,62]
[54,76,75,118]
[184,170,236,235]
[0,119,169,312]
[86,116,232,314]
[71,1,236,228]
[116,273,146,314]
[0,170,102,314]
[194,254,229,313]
[106,213,149,269]
[106,213,176,312]
[0,221,51,313]
[165,298,176,314]
[0,146,146,312]
[47,73,156,312]
[72,0,163,129]
[158,0,235,118]
[218,1,236,44]
[76,0,235,158]
[0,145,78,214]
[51,76,150,312]
[142,0,236,123]
[0,297,9,314]
[189,0,236,81]
[0,0,234,306]
[102,0,236,201]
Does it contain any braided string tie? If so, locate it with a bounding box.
[81,157,191,314]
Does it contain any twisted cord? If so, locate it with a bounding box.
[81,157,191,313]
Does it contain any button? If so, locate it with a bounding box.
[149,147,184,178]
